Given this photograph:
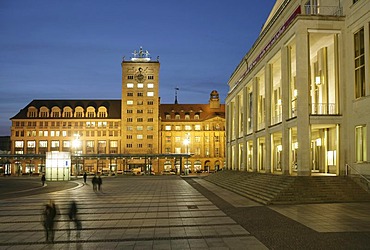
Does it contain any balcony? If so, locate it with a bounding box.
[311,103,338,115]
[304,4,343,16]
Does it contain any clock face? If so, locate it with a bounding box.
[135,67,145,83]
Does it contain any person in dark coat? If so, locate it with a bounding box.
[83,172,87,184]
[41,174,46,186]
[92,175,97,191]
[97,175,102,191]
[42,200,58,243]
[67,201,82,238]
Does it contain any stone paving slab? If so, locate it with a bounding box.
[0,176,267,249]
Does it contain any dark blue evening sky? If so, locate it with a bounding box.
[0,0,275,135]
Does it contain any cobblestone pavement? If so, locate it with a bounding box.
[0,175,369,249]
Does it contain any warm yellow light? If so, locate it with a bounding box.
[277,145,282,152]
[293,89,298,97]
[315,76,321,85]
[316,138,322,146]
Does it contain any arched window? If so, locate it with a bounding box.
[98,106,107,117]
[39,106,49,117]
[63,106,73,118]
[51,106,61,118]
[74,106,84,118]
[86,106,96,118]
[27,106,38,118]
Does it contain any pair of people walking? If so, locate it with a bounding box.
[42,200,82,243]
[92,175,102,192]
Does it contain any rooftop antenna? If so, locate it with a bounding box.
[174,87,179,104]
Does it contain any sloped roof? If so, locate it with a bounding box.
[261,0,285,33]
[160,103,225,122]
[10,99,121,119]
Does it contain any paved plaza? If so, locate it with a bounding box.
[0,176,369,249]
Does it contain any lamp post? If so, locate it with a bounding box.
[72,134,81,176]
[183,133,190,175]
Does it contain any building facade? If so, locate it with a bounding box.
[226,0,370,176]
[8,47,225,175]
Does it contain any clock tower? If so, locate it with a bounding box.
[121,47,160,161]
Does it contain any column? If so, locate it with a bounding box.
[296,27,311,176]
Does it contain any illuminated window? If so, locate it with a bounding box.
[137,83,144,88]
[51,141,59,148]
[165,125,171,131]
[185,125,192,131]
[147,83,154,88]
[27,141,36,148]
[127,100,133,105]
[15,140,23,147]
[137,135,143,140]
[39,141,47,148]
[355,125,367,162]
[147,92,154,97]
[127,83,134,88]
[354,28,365,98]
[195,125,201,131]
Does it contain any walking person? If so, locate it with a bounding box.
[41,174,46,186]
[83,172,87,185]
[42,200,58,243]
[97,175,102,192]
[92,175,97,192]
[67,201,82,239]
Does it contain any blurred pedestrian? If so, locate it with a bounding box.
[41,174,46,186]
[97,175,102,191]
[42,200,58,243]
[92,175,97,192]
[83,172,87,185]
[67,201,82,238]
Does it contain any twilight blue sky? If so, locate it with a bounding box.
[0,0,275,135]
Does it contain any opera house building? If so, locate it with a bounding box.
[226,0,369,177]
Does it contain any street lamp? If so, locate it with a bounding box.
[183,133,190,175]
[72,134,81,176]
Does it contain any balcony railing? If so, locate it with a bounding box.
[304,4,343,16]
[311,103,338,115]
